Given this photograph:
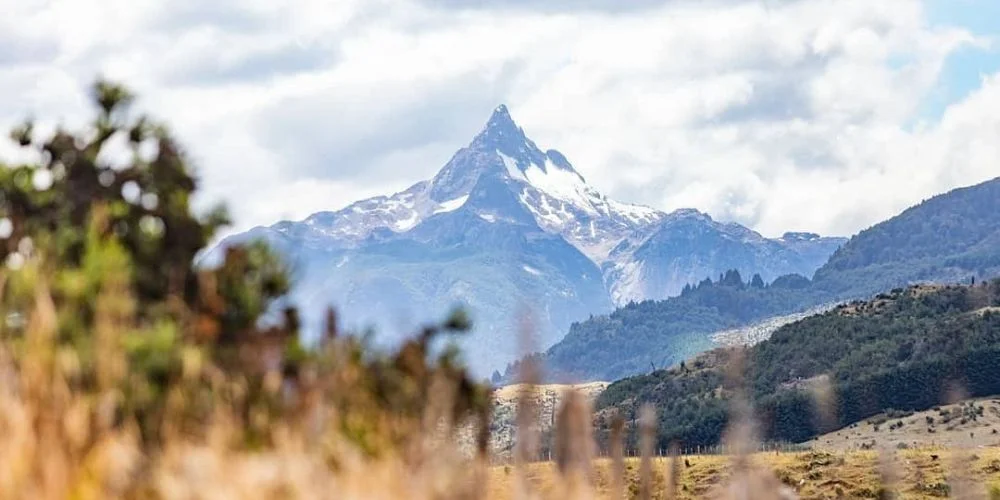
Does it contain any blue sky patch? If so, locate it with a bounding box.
[915,0,1000,125]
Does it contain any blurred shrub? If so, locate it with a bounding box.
[0,79,489,457]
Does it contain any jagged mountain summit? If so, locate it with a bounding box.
[208,105,843,374]
[272,105,664,259]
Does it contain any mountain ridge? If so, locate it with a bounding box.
[525,175,1000,382]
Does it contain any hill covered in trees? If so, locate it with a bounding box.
[521,176,1000,381]
[814,177,1000,299]
[501,270,825,382]
[596,279,1000,449]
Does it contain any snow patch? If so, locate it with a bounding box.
[393,211,420,231]
[608,259,645,306]
[478,213,497,223]
[522,159,594,211]
[607,198,660,224]
[522,265,543,276]
[434,195,469,214]
[497,150,526,182]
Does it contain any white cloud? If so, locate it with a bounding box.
[0,0,997,239]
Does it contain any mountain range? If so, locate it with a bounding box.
[208,106,843,374]
[523,175,1000,382]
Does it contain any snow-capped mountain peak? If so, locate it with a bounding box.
[399,105,659,261]
[473,104,529,150]
[430,104,584,199]
[271,105,624,251]
[241,105,838,272]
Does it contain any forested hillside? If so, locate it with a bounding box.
[814,176,1000,298]
[528,177,1000,381]
[503,270,822,382]
[596,280,1000,449]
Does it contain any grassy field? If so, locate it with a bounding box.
[487,448,1000,499]
[805,397,1000,452]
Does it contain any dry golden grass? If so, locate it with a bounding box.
[488,448,1000,499]
[806,397,1000,452]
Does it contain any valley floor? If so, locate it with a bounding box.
[488,448,1000,499]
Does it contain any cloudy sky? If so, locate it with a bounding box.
[1,0,999,239]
